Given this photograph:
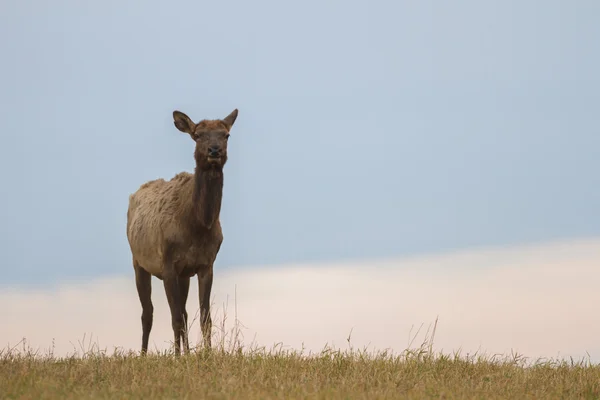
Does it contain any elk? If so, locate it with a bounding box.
[126,108,239,355]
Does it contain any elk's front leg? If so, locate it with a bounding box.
[198,267,213,349]
[134,262,153,356]
[163,265,184,356]
[179,276,191,354]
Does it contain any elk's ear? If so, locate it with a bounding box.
[173,111,195,134]
[222,109,238,129]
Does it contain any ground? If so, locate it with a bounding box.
[2,340,599,399]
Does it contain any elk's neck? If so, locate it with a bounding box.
[191,167,224,229]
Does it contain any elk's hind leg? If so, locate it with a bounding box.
[134,261,153,355]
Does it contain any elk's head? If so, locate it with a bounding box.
[172,109,238,170]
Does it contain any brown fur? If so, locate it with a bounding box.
[126,108,239,355]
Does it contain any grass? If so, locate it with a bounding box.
[2,315,600,399]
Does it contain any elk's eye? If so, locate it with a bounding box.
[225,133,231,139]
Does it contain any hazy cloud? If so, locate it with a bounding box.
[2,238,600,362]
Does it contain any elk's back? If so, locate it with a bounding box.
[126,173,193,276]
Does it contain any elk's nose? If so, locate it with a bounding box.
[208,146,221,156]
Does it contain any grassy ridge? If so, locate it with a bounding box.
[2,317,599,399]
[2,344,600,399]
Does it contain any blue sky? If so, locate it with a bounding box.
[1,0,599,285]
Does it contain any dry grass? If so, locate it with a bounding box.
[2,316,599,399]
